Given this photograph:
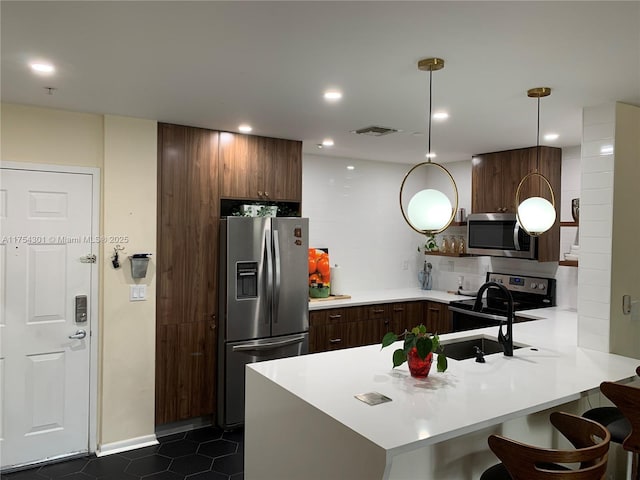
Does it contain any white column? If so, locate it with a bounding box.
[578,102,640,358]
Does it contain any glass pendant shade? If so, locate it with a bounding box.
[407,189,453,232]
[517,196,556,235]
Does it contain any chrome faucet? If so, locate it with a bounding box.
[473,281,514,357]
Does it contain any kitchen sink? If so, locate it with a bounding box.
[442,337,525,361]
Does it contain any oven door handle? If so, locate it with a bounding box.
[448,306,508,323]
[513,223,521,250]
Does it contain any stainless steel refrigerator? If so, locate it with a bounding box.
[217,216,309,428]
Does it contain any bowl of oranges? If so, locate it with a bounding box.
[309,248,331,298]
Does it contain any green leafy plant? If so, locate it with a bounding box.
[417,234,439,253]
[381,324,448,373]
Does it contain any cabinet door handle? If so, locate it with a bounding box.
[258,190,264,197]
[393,307,404,312]
[329,314,342,319]
[372,309,385,314]
[264,191,269,198]
[329,338,342,344]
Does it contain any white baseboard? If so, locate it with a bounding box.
[96,434,158,457]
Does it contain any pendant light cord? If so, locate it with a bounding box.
[427,69,433,162]
[536,95,540,172]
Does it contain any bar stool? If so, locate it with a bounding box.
[480,411,611,480]
[583,367,639,442]
[600,379,640,480]
[582,366,640,479]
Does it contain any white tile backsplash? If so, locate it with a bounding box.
[581,154,614,173]
[579,220,612,238]
[578,252,612,271]
[580,236,612,253]
[583,123,615,141]
[303,149,581,307]
[578,267,611,288]
[583,103,616,126]
[582,171,614,189]
[578,315,610,351]
[582,140,616,158]
[580,188,613,206]
[579,203,614,222]
[578,299,611,320]
[578,284,611,304]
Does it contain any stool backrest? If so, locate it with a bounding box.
[601,380,640,454]
[488,412,610,479]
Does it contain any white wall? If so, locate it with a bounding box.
[101,115,157,445]
[303,150,579,308]
[1,103,157,449]
[302,154,425,293]
[609,103,640,359]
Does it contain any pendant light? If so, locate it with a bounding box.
[515,87,557,236]
[399,58,458,235]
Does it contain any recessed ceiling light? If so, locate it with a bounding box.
[425,152,437,159]
[30,62,55,74]
[432,111,449,120]
[544,133,559,141]
[324,90,342,101]
[322,138,334,147]
[316,144,323,149]
[346,165,355,170]
[238,124,252,133]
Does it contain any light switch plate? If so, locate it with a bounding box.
[129,284,147,301]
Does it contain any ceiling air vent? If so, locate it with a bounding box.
[352,125,398,137]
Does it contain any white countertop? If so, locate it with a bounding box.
[309,288,473,310]
[248,307,639,456]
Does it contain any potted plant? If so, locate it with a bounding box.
[381,324,447,378]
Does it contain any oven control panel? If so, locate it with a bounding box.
[487,273,551,295]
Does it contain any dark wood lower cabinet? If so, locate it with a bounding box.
[425,301,452,334]
[391,302,424,335]
[156,322,215,424]
[310,301,448,353]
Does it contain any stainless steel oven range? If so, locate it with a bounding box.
[448,272,556,332]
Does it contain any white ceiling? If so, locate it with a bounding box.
[2,1,639,165]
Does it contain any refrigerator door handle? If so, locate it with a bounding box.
[265,227,274,325]
[273,228,281,323]
[231,335,306,352]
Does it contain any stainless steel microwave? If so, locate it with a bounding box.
[466,213,537,259]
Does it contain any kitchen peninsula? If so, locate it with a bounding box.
[245,308,639,479]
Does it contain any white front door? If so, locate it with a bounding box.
[0,167,95,469]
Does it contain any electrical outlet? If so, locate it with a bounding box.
[402,260,409,270]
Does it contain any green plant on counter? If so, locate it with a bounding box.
[381,324,448,372]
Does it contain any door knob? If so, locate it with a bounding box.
[68,329,87,340]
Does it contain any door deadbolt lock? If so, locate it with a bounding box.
[75,295,88,323]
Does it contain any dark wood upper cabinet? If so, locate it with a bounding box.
[156,123,219,425]
[219,132,302,202]
[472,148,537,214]
[471,146,561,262]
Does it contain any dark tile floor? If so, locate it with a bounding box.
[2,426,244,480]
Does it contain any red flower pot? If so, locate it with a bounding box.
[407,347,434,378]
